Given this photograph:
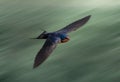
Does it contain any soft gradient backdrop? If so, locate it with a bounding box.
[0,0,120,82]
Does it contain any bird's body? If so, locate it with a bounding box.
[33,15,91,68]
[39,32,70,43]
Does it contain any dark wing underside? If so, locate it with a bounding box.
[56,15,91,34]
[33,36,60,68]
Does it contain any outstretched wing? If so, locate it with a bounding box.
[33,36,60,68]
[56,15,91,34]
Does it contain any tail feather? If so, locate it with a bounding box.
[36,31,47,39]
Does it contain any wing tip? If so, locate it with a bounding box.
[79,15,91,25]
[87,15,92,17]
[84,15,91,20]
[33,62,40,69]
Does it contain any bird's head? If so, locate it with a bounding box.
[60,34,70,43]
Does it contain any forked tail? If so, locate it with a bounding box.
[36,31,47,39]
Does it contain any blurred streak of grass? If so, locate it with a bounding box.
[0,0,120,82]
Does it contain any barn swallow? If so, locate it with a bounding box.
[33,15,91,68]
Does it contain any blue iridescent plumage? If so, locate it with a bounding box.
[33,15,91,68]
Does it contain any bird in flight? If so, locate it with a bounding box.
[33,15,91,68]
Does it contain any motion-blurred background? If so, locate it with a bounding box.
[0,0,120,82]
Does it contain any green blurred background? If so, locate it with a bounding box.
[0,0,120,82]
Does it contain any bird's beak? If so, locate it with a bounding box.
[66,37,69,40]
[66,36,70,40]
[64,37,70,41]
